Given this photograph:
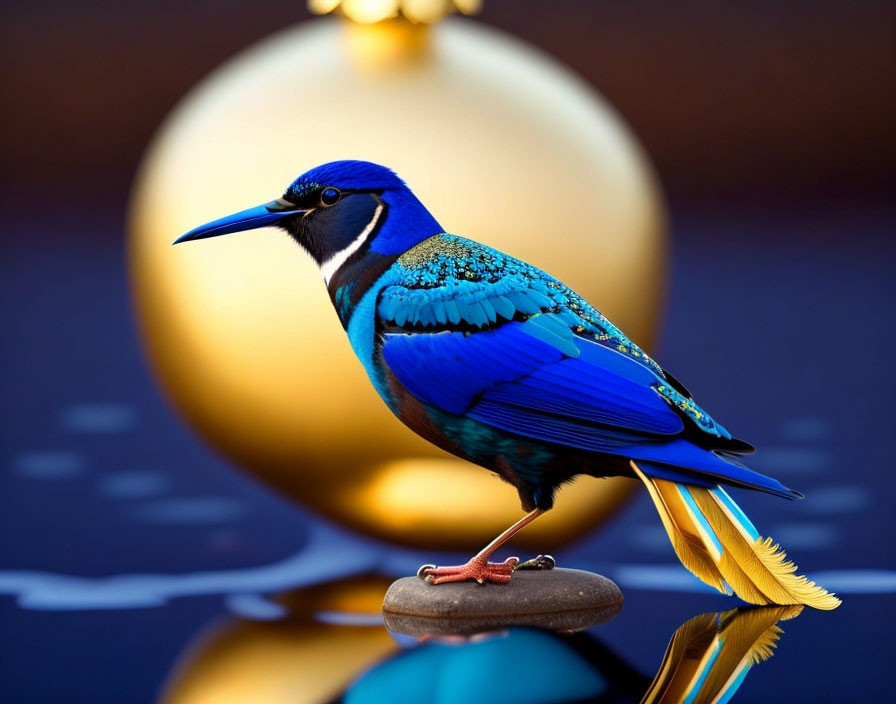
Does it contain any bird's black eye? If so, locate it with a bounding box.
[320,187,341,207]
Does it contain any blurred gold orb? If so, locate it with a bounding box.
[128,16,666,551]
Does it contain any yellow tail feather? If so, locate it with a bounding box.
[633,464,729,596]
[632,461,841,610]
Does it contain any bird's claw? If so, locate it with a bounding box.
[416,564,437,582]
[418,557,520,585]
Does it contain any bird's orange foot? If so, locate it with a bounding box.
[418,556,520,585]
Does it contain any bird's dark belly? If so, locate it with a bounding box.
[382,367,628,510]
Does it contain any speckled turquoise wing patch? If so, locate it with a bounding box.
[376,234,729,442]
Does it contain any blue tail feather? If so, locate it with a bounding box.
[635,456,799,500]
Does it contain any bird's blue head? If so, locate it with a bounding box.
[175,160,443,282]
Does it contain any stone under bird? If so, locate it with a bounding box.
[175,160,839,609]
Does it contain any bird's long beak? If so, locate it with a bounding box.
[173,198,306,245]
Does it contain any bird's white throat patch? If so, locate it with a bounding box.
[320,203,384,285]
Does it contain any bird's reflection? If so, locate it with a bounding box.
[162,575,803,704]
[359,605,802,704]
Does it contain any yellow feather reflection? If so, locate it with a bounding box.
[642,605,803,704]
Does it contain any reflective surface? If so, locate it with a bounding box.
[158,576,815,704]
[1,208,894,702]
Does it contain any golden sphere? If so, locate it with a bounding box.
[128,17,666,550]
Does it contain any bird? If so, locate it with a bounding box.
[175,159,839,610]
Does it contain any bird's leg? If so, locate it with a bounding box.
[419,508,544,585]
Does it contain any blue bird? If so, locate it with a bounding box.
[176,160,839,609]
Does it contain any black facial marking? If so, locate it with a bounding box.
[279,191,381,264]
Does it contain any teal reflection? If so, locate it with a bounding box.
[343,629,624,704]
[340,628,647,704]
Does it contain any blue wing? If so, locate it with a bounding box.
[376,235,795,499]
[382,317,681,436]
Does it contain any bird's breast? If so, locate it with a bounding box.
[342,269,403,408]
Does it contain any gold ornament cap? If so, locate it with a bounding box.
[309,0,480,24]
